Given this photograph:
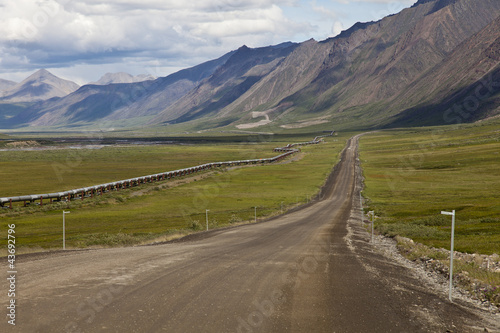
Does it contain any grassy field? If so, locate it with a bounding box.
[0,141,281,197]
[359,120,500,255]
[0,133,347,252]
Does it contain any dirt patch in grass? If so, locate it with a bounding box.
[5,140,40,148]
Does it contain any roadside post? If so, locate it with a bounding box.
[441,210,456,302]
[206,209,210,231]
[368,211,375,243]
[254,207,257,223]
[63,211,70,250]
[360,191,363,224]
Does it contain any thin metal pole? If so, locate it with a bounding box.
[449,210,456,302]
[368,211,374,243]
[441,210,456,302]
[371,213,374,243]
[63,211,70,250]
[206,209,209,231]
[360,191,363,224]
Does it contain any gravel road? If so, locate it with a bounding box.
[2,135,498,332]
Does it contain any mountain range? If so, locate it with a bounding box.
[1,0,499,132]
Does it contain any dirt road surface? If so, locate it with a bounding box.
[2,135,498,332]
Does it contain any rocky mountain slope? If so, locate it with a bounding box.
[148,0,500,131]
[1,0,499,131]
[386,14,500,126]
[0,69,80,103]
[151,42,299,125]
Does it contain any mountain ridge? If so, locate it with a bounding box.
[150,43,300,125]
[386,14,500,127]
[6,51,235,128]
[147,0,500,131]
[1,0,499,131]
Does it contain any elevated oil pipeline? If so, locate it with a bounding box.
[0,132,334,209]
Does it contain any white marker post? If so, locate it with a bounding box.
[441,210,456,302]
[206,209,210,231]
[63,211,70,250]
[368,210,375,243]
[371,212,374,243]
[360,191,363,224]
[254,207,257,223]
[366,210,375,243]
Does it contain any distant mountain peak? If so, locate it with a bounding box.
[0,69,79,102]
[26,69,57,81]
[35,68,50,75]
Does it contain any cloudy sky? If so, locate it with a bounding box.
[0,0,416,85]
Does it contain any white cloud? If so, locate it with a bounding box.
[0,0,309,81]
[0,0,415,82]
[311,0,338,19]
[331,21,345,37]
